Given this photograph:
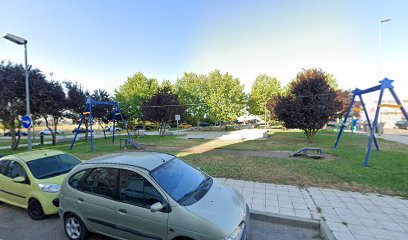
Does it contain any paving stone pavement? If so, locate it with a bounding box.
[217,178,408,240]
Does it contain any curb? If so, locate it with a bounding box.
[250,210,336,240]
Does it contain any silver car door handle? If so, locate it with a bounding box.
[78,198,84,203]
[119,209,127,214]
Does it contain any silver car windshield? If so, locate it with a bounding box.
[150,157,210,205]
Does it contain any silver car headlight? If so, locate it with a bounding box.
[224,222,245,240]
[38,183,61,193]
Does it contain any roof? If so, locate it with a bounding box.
[82,152,175,171]
[1,149,68,162]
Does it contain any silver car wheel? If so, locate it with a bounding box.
[65,217,81,239]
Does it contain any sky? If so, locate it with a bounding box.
[1,0,408,102]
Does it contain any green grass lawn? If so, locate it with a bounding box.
[0,139,41,147]
[1,131,407,197]
[183,131,408,197]
[0,135,205,159]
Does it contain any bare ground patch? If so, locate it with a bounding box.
[143,145,336,160]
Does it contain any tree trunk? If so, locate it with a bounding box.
[99,122,106,139]
[305,129,318,143]
[52,117,59,145]
[44,116,57,145]
[84,123,89,141]
[10,121,18,150]
[158,122,167,136]
[305,130,313,143]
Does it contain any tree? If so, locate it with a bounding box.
[268,68,337,143]
[32,73,66,145]
[205,70,247,122]
[91,89,113,139]
[0,121,5,135]
[142,86,186,136]
[325,73,339,90]
[174,72,209,125]
[248,74,281,116]
[0,61,28,149]
[334,89,362,119]
[114,72,159,122]
[64,81,90,140]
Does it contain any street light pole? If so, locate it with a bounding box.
[378,19,391,80]
[24,42,32,151]
[3,33,31,151]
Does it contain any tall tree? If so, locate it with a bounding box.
[268,68,337,143]
[334,89,362,119]
[64,81,90,140]
[142,86,186,136]
[248,74,281,116]
[32,74,66,145]
[114,72,159,122]
[91,89,113,139]
[205,70,247,122]
[0,61,28,149]
[174,72,209,125]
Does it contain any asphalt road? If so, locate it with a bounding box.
[0,202,321,240]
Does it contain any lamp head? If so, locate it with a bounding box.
[3,33,27,45]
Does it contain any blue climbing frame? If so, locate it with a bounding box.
[70,97,130,152]
[333,78,408,167]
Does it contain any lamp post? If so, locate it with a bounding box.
[3,33,32,151]
[378,19,391,80]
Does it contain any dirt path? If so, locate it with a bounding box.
[143,145,335,160]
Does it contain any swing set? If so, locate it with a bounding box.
[70,97,130,152]
[333,78,408,167]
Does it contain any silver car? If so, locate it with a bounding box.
[59,152,249,240]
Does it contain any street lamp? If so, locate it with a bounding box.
[378,19,391,80]
[3,33,32,151]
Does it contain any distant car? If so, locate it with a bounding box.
[179,123,192,128]
[395,120,408,129]
[0,150,81,220]
[105,126,122,132]
[134,125,145,130]
[199,122,211,127]
[72,128,93,133]
[215,121,227,126]
[59,152,249,240]
[39,130,64,136]
[327,120,337,128]
[4,130,28,137]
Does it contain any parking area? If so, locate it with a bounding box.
[0,203,107,240]
[0,202,323,240]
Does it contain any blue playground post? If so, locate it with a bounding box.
[358,95,379,150]
[70,97,130,152]
[333,93,356,150]
[333,78,408,167]
[364,88,384,167]
[112,104,117,144]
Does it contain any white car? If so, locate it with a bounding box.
[39,130,64,135]
[104,127,122,132]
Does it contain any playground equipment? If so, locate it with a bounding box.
[291,148,323,159]
[120,138,144,150]
[70,97,130,152]
[333,78,408,167]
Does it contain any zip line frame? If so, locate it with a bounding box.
[70,97,130,152]
[333,78,408,167]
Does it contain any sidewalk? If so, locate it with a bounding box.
[217,178,408,240]
[377,134,408,145]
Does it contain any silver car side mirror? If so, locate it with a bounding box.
[150,202,164,212]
